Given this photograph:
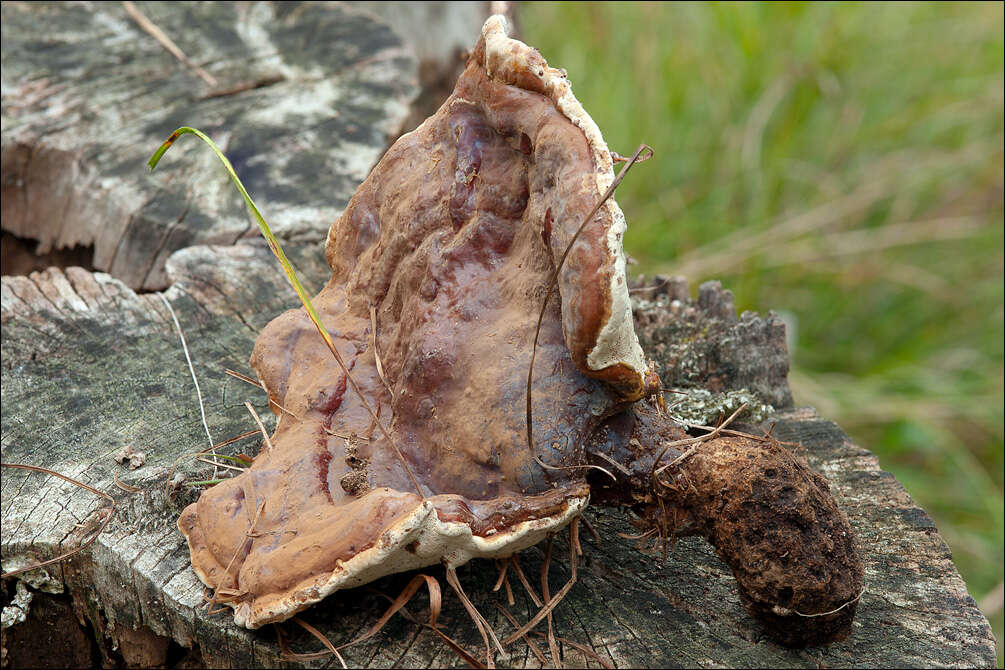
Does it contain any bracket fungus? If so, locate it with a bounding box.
[178,15,862,650]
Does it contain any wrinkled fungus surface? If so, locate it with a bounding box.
[179,15,862,647]
[179,15,649,629]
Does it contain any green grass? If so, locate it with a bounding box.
[521,2,1004,663]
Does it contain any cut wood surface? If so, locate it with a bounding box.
[1,1,422,291]
[2,255,996,668]
[1,2,997,668]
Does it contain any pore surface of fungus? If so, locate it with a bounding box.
[179,16,862,647]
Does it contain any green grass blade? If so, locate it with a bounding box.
[148,127,333,353]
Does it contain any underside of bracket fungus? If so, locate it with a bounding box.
[178,15,862,648]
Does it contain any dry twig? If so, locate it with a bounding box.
[122,1,217,86]
[244,401,274,452]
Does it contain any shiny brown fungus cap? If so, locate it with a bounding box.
[178,15,649,629]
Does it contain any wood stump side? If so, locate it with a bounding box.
[1,252,997,668]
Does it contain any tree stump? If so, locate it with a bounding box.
[1,2,997,668]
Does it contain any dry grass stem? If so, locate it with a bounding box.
[321,427,369,441]
[244,401,274,452]
[509,555,543,608]
[588,449,632,476]
[292,617,347,669]
[580,515,602,543]
[792,587,866,618]
[162,430,260,503]
[570,517,582,559]
[542,537,562,668]
[495,603,548,665]
[225,369,300,418]
[122,1,217,86]
[502,547,577,646]
[651,402,748,485]
[370,305,393,395]
[492,560,509,593]
[198,74,284,100]
[318,573,486,668]
[530,633,615,670]
[446,565,506,667]
[224,368,263,389]
[112,471,142,493]
[491,558,517,607]
[195,456,245,473]
[534,455,617,482]
[159,293,217,477]
[208,499,265,611]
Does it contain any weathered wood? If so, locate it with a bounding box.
[1,2,996,668]
[1,254,996,668]
[1,1,420,291]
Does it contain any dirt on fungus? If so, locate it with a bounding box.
[177,14,862,649]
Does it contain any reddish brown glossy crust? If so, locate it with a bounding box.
[177,16,862,647]
[177,21,640,628]
[327,28,646,400]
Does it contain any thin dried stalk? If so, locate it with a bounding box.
[122,1,217,86]
[501,575,576,647]
[588,449,631,476]
[224,368,263,388]
[492,560,516,606]
[195,456,245,473]
[162,430,259,503]
[534,455,616,482]
[495,603,547,665]
[207,499,265,611]
[650,403,748,489]
[509,555,543,608]
[529,633,615,670]
[292,617,347,669]
[112,471,142,493]
[225,369,298,418]
[503,537,578,649]
[446,565,506,667]
[370,304,393,395]
[329,573,486,668]
[541,537,562,668]
[275,625,331,663]
[492,560,510,593]
[159,293,216,477]
[792,587,865,618]
[244,401,274,452]
[580,515,602,543]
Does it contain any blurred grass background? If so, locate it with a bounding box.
[520,1,1003,662]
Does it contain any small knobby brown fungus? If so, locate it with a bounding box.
[587,401,863,648]
[178,15,862,648]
